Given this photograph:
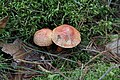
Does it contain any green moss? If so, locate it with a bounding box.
[32,62,120,80]
[0,0,119,80]
[0,0,116,42]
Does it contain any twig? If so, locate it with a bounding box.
[83,49,107,67]
[79,64,84,80]
[23,43,77,63]
[18,59,69,79]
[82,43,120,67]
[38,65,52,73]
[104,52,120,63]
[116,38,119,56]
[17,59,43,65]
[79,65,93,80]
[36,50,77,63]
[38,62,70,80]
[47,62,70,80]
[73,0,82,6]
[108,0,112,7]
[81,49,101,53]
[15,66,46,74]
[98,64,120,80]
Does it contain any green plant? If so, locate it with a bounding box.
[0,0,119,80]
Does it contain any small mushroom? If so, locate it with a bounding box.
[33,28,52,47]
[52,24,81,51]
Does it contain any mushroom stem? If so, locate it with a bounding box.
[46,46,51,51]
[56,46,63,52]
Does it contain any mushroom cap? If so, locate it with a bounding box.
[52,24,81,48]
[33,28,52,46]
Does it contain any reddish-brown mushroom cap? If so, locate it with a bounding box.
[52,24,81,48]
[33,28,52,46]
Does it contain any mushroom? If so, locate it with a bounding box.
[33,28,52,47]
[52,24,81,51]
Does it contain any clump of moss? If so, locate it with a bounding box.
[0,0,116,43]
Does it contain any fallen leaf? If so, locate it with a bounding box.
[0,16,9,28]
[1,39,26,62]
[1,39,57,80]
[106,39,120,56]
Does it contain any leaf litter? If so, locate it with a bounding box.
[83,35,120,65]
[1,39,26,62]
[105,39,120,56]
[0,16,119,79]
[0,39,70,80]
[0,34,120,80]
[0,38,119,80]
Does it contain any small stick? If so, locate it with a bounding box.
[83,50,107,67]
[17,59,43,65]
[38,65,52,73]
[23,43,77,63]
[47,62,70,80]
[98,64,120,80]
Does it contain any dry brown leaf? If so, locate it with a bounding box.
[1,39,26,62]
[105,39,120,56]
[0,16,9,28]
[1,39,49,80]
[1,39,56,80]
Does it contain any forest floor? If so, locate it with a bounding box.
[0,0,120,80]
